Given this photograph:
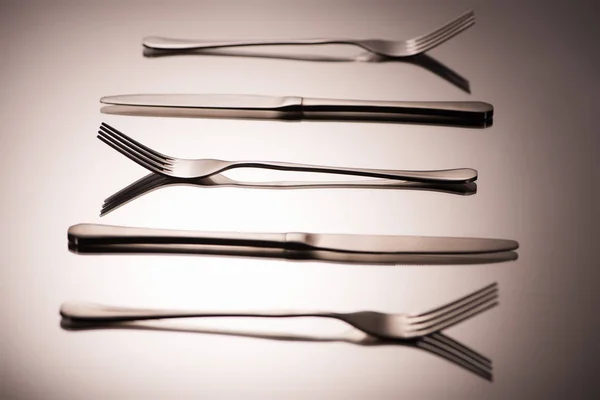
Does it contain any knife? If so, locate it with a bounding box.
[100,94,493,124]
[68,224,518,255]
[69,241,518,265]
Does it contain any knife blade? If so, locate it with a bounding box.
[68,224,518,255]
[100,94,493,122]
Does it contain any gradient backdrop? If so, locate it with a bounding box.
[1,0,598,399]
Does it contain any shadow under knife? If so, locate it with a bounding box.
[68,241,518,266]
[60,318,492,380]
[143,47,471,94]
[100,172,478,216]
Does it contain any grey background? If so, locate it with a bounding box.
[1,0,597,399]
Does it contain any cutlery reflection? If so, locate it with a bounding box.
[143,48,471,93]
[100,96,493,127]
[60,282,496,380]
[100,172,477,216]
[61,321,492,380]
[67,223,518,265]
[98,123,478,184]
[142,11,474,94]
[61,283,497,338]
[143,10,475,59]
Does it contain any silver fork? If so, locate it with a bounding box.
[98,123,477,184]
[143,10,475,58]
[60,283,497,340]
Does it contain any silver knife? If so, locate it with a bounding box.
[100,94,493,122]
[69,242,518,265]
[68,224,518,255]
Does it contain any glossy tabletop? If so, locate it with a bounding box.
[1,0,597,399]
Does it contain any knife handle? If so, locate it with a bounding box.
[301,98,493,120]
[67,223,286,248]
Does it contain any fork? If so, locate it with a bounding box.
[143,10,475,59]
[98,123,477,184]
[61,315,493,380]
[60,283,497,340]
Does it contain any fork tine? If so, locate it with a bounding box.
[97,133,170,175]
[411,13,474,49]
[411,13,475,53]
[429,332,492,368]
[413,295,498,336]
[101,123,173,162]
[416,335,493,381]
[413,10,474,43]
[415,286,498,327]
[413,283,497,320]
[413,18,475,54]
[99,124,171,167]
[98,129,173,173]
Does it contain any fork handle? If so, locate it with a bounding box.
[227,162,477,184]
[143,36,352,50]
[60,301,337,323]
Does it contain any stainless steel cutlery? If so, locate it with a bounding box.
[143,10,475,59]
[98,123,478,184]
[64,10,512,381]
[61,282,497,380]
[61,282,497,340]
[68,224,518,254]
[67,223,518,265]
[100,94,493,125]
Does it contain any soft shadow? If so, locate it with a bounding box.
[143,47,471,94]
[61,317,492,380]
[100,172,477,216]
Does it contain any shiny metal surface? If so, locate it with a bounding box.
[100,94,493,123]
[101,93,304,110]
[98,122,478,183]
[60,283,497,339]
[100,104,494,127]
[67,222,518,257]
[143,10,475,58]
